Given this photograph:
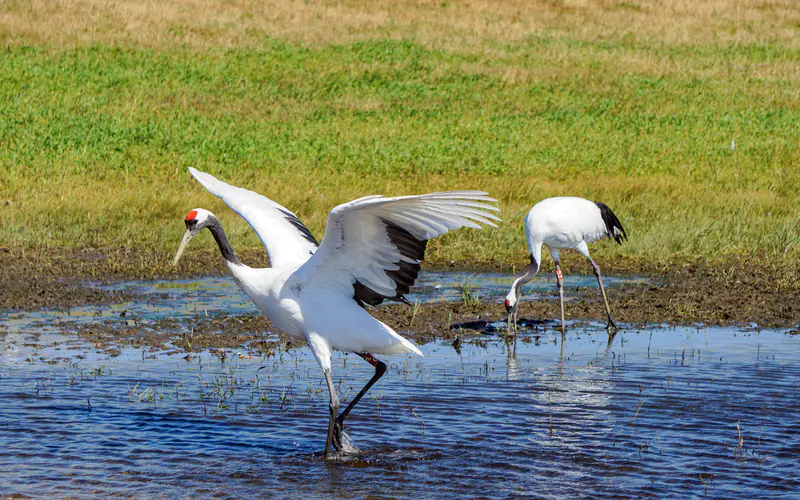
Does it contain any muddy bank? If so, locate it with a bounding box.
[0,246,243,310]
[0,246,651,309]
[1,247,799,354]
[39,270,800,356]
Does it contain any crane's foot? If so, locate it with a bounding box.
[332,419,344,452]
[325,419,360,458]
[321,422,343,460]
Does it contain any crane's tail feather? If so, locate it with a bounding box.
[594,202,628,245]
[390,330,424,356]
[375,323,424,356]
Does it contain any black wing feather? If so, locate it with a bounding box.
[352,218,428,308]
[274,207,424,308]
[278,208,319,248]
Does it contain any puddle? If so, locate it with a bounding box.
[1,324,798,497]
[0,271,648,337]
[103,270,646,304]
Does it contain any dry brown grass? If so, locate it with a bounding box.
[4,0,798,87]
[2,0,798,50]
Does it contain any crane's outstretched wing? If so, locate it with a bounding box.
[292,191,500,306]
[188,168,318,268]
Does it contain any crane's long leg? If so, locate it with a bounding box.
[333,353,387,449]
[555,261,566,338]
[322,368,340,459]
[507,303,520,339]
[337,353,386,423]
[513,307,519,337]
[588,257,618,332]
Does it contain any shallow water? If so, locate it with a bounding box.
[1,271,797,497]
[1,324,798,498]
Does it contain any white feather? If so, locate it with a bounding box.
[292,191,500,297]
[188,167,317,269]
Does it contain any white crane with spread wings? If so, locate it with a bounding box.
[173,168,500,458]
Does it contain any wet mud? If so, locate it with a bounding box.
[0,246,235,310]
[1,247,799,355]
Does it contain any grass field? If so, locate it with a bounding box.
[1,0,799,269]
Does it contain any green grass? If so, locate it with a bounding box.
[1,1,799,269]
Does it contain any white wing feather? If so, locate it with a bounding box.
[292,191,500,299]
[188,168,318,269]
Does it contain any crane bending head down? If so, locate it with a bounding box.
[504,197,627,337]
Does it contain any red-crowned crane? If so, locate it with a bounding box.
[504,197,627,337]
[173,168,500,458]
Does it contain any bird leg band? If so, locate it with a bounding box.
[555,269,563,281]
[359,353,380,367]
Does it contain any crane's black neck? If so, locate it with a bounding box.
[513,255,539,295]
[206,217,241,266]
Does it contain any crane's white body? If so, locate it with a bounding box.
[186,167,499,372]
[179,168,499,456]
[226,264,418,359]
[524,197,610,269]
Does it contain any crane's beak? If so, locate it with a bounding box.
[172,229,195,266]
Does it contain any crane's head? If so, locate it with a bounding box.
[172,208,215,266]
[504,289,518,314]
[504,287,520,330]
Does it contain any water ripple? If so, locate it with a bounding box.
[1,326,799,498]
